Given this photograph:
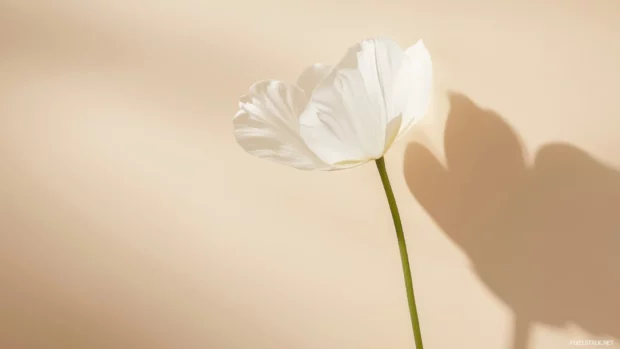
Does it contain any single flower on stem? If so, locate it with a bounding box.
[233,37,433,348]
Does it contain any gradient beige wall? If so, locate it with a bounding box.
[1,1,619,348]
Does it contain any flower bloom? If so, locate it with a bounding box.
[233,38,433,170]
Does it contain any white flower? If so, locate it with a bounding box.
[233,38,433,170]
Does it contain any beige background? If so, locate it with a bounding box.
[1,1,619,348]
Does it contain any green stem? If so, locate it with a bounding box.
[375,157,424,349]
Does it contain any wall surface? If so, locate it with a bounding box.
[1,1,619,348]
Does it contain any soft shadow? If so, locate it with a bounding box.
[404,93,620,348]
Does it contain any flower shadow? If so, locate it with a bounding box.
[403,92,620,348]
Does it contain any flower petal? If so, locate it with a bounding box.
[296,63,332,98]
[299,38,410,166]
[233,80,331,170]
[395,40,433,141]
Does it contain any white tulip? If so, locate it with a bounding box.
[233,38,432,170]
[232,37,432,348]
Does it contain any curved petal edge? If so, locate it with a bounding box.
[233,80,332,170]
